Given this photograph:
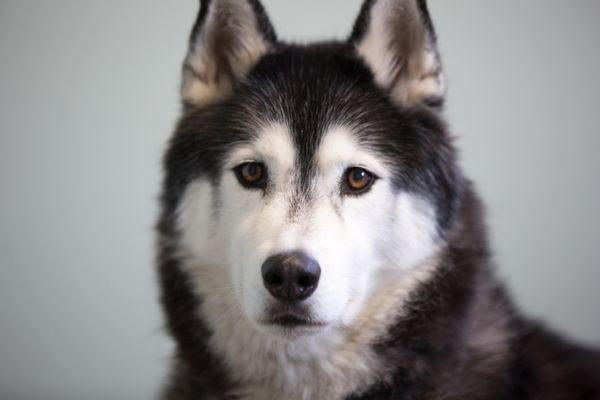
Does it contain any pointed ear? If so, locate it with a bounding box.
[350,0,445,108]
[181,0,277,107]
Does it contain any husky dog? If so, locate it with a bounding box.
[156,0,600,398]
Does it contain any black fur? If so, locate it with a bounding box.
[157,1,600,398]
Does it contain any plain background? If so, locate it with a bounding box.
[1,1,599,399]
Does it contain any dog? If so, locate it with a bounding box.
[156,1,600,398]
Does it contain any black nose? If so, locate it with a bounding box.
[261,252,321,303]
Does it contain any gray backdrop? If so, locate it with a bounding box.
[1,1,598,399]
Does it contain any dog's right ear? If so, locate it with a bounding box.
[181,0,277,107]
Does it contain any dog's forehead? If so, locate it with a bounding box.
[223,47,405,171]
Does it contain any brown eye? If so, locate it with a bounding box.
[344,167,376,194]
[234,162,267,189]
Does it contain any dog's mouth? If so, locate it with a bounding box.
[259,305,326,329]
[265,314,326,328]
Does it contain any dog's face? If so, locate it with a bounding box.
[164,0,462,339]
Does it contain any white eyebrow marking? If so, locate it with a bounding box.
[226,122,296,170]
[317,125,389,178]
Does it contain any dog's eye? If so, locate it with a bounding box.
[234,162,267,189]
[343,167,376,194]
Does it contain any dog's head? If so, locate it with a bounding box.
[164,0,463,338]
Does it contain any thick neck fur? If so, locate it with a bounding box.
[354,187,518,399]
[158,187,517,400]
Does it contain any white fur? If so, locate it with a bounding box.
[176,123,442,399]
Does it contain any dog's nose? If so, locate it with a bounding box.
[261,252,321,303]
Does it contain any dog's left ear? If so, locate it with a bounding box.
[350,0,445,108]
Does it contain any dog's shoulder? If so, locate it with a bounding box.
[509,324,600,399]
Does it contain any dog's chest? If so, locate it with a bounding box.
[199,299,386,400]
[217,329,384,400]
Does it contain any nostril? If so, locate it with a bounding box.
[265,271,283,287]
[297,272,317,289]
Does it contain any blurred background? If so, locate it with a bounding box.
[0,1,598,399]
